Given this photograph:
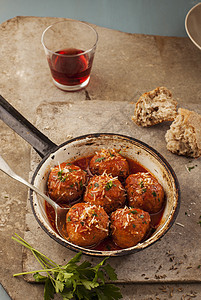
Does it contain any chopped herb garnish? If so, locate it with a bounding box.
[80,221,85,226]
[95,157,105,162]
[109,151,115,157]
[142,188,147,193]
[79,180,83,189]
[186,164,198,172]
[152,191,157,197]
[94,182,99,188]
[140,181,144,188]
[130,210,138,214]
[132,224,136,228]
[58,170,63,179]
[92,212,98,217]
[57,170,67,182]
[90,193,94,197]
[70,184,74,188]
[67,216,71,222]
[139,215,144,219]
[105,181,116,191]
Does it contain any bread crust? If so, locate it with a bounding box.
[165,108,201,158]
[180,108,201,150]
[132,87,178,127]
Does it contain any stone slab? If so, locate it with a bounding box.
[23,100,201,283]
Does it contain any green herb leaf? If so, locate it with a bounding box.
[95,157,105,162]
[81,279,99,290]
[95,284,122,300]
[57,170,68,182]
[55,280,64,293]
[60,289,74,300]
[58,170,64,180]
[152,191,157,197]
[103,263,118,281]
[130,210,138,214]
[12,234,122,300]
[80,180,83,189]
[33,272,47,282]
[109,151,115,157]
[105,181,116,191]
[44,277,55,300]
[140,181,144,188]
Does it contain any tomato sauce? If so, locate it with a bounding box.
[45,154,165,251]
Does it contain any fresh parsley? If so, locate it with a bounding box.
[105,181,116,191]
[140,181,144,188]
[58,170,64,180]
[57,170,67,182]
[152,191,157,197]
[109,151,115,157]
[130,210,138,214]
[12,234,122,300]
[95,157,105,163]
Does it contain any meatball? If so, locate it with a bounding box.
[110,207,151,248]
[125,172,165,214]
[89,149,129,179]
[84,172,126,214]
[66,202,109,247]
[47,162,87,204]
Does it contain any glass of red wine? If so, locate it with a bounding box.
[41,20,98,91]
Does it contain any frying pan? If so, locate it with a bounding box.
[0,95,180,256]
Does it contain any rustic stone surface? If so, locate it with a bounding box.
[23,100,201,285]
[0,16,201,299]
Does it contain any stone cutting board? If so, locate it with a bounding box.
[23,100,201,283]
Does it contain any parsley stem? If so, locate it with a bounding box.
[12,234,57,267]
[12,234,58,284]
[13,268,58,277]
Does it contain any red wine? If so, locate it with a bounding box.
[49,48,93,86]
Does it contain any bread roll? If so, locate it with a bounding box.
[132,87,178,127]
[165,108,201,158]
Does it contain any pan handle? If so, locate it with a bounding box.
[0,95,58,158]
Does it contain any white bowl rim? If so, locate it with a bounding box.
[185,2,201,50]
